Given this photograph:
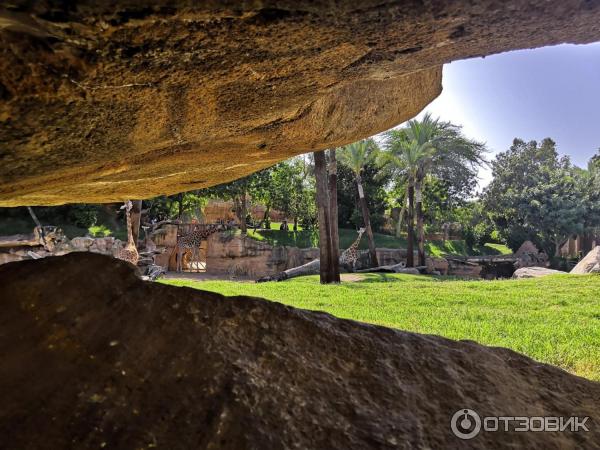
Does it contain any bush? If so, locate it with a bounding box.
[67,205,98,228]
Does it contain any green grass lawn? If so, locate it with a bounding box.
[161,274,600,381]
[246,227,511,257]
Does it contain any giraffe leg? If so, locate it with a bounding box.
[192,246,198,272]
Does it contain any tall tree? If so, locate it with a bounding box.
[580,150,600,237]
[338,139,379,267]
[313,150,339,283]
[383,114,486,266]
[265,159,315,231]
[328,150,341,280]
[379,137,425,266]
[483,138,585,256]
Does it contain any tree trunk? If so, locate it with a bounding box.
[356,175,379,267]
[239,192,247,234]
[395,202,406,238]
[130,200,143,246]
[293,217,298,231]
[26,206,45,245]
[0,234,40,248]
[415,180,426,266]
[261,204,271,229]
[177,193,184,220]
[327,150,341,282]
[313,150,337,283]
[554,236,568,257]
[406,184,415,267]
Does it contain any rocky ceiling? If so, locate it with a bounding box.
[1,1,600,206]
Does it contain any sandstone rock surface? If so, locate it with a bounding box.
[1,253,599,449]
[2,2,600,205]
[571,246,600,274]
[512,266,565,278]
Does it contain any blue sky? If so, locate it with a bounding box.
[406,42,600,188]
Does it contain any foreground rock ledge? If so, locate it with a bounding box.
[2,2,600,205]
[0,254,598,449]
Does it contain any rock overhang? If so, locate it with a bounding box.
[1,1,600,205]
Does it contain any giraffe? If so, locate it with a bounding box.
[176,223,224,272]
[340,227,366,272]
[116,200,139,266]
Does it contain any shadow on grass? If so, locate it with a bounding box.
[355,272,466,284]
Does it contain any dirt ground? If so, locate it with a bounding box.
[162,272,366,283]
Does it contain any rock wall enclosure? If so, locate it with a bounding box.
[1,253,599,449]
[2,1,600,205]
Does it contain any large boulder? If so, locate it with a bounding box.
[1,253,599,449]
[2,2,600,205]
[571,246,600,274]
[512,266,565,279]
[514,240,549,268]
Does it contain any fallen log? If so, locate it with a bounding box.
[256,259,426,282]
[356,263,425,274]
[0,234,39,248]
[257,259,321,282]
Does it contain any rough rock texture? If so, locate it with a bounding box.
[2,2,600,205]
[514,240,549,269]
[512,266,565,279]
[207,233,318,278]
[571,246,600,274]
[1,253,599,449]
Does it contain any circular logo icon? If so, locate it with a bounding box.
[451,409,481,440]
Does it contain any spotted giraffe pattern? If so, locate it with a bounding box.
[117,200,139,266]
[176,224,223,272]
[340,228,365,271]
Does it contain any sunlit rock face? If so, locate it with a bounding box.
[1,1,600,205]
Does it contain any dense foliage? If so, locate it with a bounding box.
[337,157,387,232]
[482,139,594,255]
[2,117,598,263]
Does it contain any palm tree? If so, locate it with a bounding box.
[379,135,433,266]
[383,113,486,267]
[339,139,379,267]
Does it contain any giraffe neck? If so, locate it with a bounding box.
[205,225,220,237]
[181,225,219,242]
[125,203,135,248]
[352,232,364,249]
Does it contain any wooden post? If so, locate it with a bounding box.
[327,149,341,282]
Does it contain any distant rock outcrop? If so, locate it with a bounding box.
[1,253,599,449]
[514,240,548,269]
[571,246,600,274]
